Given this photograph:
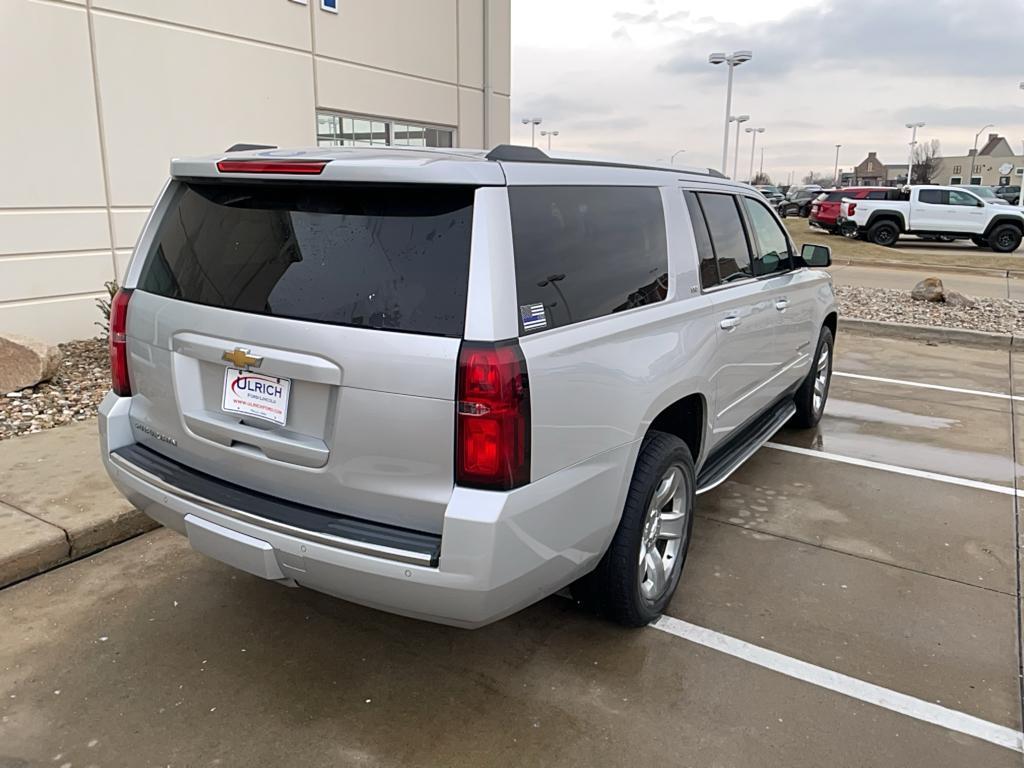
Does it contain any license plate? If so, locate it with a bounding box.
[222,367,291,426]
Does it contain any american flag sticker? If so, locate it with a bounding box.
[520,303,547,331]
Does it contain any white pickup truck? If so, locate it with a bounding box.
[839,185,1024,252]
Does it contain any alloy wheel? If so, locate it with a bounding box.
[638,465,689,601]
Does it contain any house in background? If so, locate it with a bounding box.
[851,152,908,186]
[934,134,1024,187]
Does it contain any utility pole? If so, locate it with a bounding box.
[708,51,753,174]
[970,124,994,184]
[905,121,925,185]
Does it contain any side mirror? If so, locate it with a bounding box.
[801,243,832,268]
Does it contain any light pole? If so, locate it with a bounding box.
[759,145,765,177]
[1019,83,1024,209]
[539,129,559,151]
[833,144,842,187]
[521,117,542,147]
[670,149,687,164]
[905,121,925,186]
[730,115,749,179]
[709,50,752,175]
[969,124,994,184]
[745,127,764,182]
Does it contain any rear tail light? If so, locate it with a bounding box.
[456,341,531,490]
[848,203,857,216]
[109,288,133,396]
[215,160,328,175]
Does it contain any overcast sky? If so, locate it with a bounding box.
[510,0,1024,183]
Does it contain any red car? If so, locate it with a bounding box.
[810,187,893,233]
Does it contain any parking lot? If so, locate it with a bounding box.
[1,331,1021,767]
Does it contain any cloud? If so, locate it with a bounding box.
[659,0,1024,80]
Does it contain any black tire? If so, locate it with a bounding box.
[573,432,696,627]
[867,220,899,247]
[791,326,834,429]
[988,224,1022,253]
[971,236,990,249]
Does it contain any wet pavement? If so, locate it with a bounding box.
[1,332,1022,767]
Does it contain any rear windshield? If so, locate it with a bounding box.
[824,191,847,202]
[138,182,475,337]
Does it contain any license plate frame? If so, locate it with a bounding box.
[222,367,291,426]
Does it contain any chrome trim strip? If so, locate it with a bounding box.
[696,403,797,495]
[109,452,436,567]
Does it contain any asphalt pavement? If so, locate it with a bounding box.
[1,332,1021,767]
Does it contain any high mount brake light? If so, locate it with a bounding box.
[455,341,531,490]
[215,160,328,175]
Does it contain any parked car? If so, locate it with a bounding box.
[99,144,837,629]
[810,187,893,234]
[778,187,824,218]
[958,185,1011,205]
[839,185,1024,252]
[994,185,1021,205]
[754,184,784,205]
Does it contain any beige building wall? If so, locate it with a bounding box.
[1,0,511,343]
[934,154,1024,187]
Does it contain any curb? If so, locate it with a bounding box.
[837,259,1015,278]
[839,317,1015,349]
[0,505,157,590]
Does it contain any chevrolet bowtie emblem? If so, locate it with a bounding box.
[222,348,263,368]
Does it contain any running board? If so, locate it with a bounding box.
[695,400,797,494]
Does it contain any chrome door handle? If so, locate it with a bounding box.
[720,316,742,330]
[775,299,789,312]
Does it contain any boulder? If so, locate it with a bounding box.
[944,290,976,308]
[911,277,944,302]
[0,335,62,393]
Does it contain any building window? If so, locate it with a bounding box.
[949,176,962,185]
[321,0,338,12]
[970,176,982,185]
[316,111,454,149]
[952,165,961,174]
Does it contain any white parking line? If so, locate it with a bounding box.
[764,442,1023,498]
[651,615,1023,752]
[834,372,1023,402]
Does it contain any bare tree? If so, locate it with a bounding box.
[751,171,772,185]
[911,139,942,184]
[802,170,834,186]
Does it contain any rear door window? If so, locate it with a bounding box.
[866,190,889,200]
[683,191,720,289]
[509,186,668,333]
[741,197,792,276]
[918,189,947,205]
[138,182,475,337]
[695,193,752,282]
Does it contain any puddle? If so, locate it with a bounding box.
[824,398,957,430]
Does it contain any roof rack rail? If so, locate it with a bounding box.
[224,143,278,152]
[484,144,727,178]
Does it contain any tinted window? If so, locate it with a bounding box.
[509,186,668,332]
[825,191,847,202]
[684,191,719,289]
[866,190,889,200]
[741,197,792,276]
[139,182,474,337]
[918,189,946,205]
[696,193,752,282]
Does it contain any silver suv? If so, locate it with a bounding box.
[99,145,837,628]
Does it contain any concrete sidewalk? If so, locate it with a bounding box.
[0,419,155,588]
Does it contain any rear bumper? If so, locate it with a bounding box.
[99,393,633,628]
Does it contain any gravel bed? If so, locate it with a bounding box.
[836,285,1024,335]
[1,337,109,440]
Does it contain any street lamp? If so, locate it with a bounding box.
[969,124,994,184]
[709,50,753,175]
[745,127,764,182]
[540,129,559,151]
[521,117,542,147]
[833,144,842,187]
[730,115,750,180]
[905,121,925,186]
[670,149,687,164]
